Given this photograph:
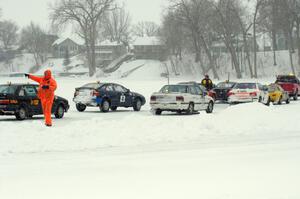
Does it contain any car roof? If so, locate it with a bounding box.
[0,83,38,86]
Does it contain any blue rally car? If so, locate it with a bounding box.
[73,82,146,112]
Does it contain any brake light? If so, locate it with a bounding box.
[92,90,100,97]
[176,96,184,101]
[150,96,156,101]
[0,100,9,104]
[250,92,257,97]
[227,91,234,96]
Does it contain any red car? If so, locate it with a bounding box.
[275,75,300,100]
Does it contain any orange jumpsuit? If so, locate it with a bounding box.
[29,70,57,126]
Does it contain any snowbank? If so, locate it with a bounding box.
[1,101,299,154]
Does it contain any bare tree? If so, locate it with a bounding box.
[20,22,49,68]
[161,9,185,61]
[102,5,131,46]
[213,0,242,78]
[233,3,254,78]
[252,0,267,78]
[0,20,19,50]
[50,0,115,76]
[132,21,160,37]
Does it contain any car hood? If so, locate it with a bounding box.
[55,95,68,102]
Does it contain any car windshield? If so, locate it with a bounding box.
[0,85,17,94]
[81,83,103,89]
[217,82,235,88]
[276,76,298,83]
[234,83,256,89]
[268,84,279,92]
[160,85,188,93]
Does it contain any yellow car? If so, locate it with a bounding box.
[259,83,290,105]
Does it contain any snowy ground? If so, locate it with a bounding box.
[1,75,300,199]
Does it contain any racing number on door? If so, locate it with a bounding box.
[120,94,126,103]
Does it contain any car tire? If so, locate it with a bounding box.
[206,101,214,114]
[186,103,194,115]
[55,105,65,119]
[100,99,110,113]
[133,98,142,111]
[278,96,282,105]
[266,97,271,106]
[155,109,162,115]
[293,91,298,101]
[111,106,118,111]
[76,103,86,112]
[258,96,262,102]
[15,106,27,120]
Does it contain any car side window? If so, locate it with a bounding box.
[189,86,198,95]
[195,86,203,95]
[24,86,37,97]
[105,84,114,92]
[19,87,25,97]
[114,85,126,92]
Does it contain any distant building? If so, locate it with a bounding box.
[133,37,167,61]
[52,38,82,58]
[95,40,127,67]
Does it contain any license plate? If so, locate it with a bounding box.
[0,105,7,108]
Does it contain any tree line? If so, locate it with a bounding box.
[0,0,160,75]
[160,0,300,79]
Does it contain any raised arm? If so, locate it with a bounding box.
[28,74,43,84]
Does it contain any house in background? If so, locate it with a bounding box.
[95,40,127,67]
[52,38,82,58]
[133,36,167,61]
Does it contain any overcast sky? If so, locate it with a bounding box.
[0,0,166,30]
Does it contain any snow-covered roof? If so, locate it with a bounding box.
[133,36,164,46]
[98,40,123,46]
[52,37,83,46]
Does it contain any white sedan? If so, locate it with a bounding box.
[150,83,215,115]
[228,82,263,104]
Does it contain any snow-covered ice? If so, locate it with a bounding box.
[1,75,300,199]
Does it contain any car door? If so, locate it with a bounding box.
[113,84,130,107]
[103,84,119,107]
[195,85,206,110]
[189,86,202,111]
[23,85,42,114]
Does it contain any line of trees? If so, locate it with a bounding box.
[161,0,300,79]
[1,2,160,76]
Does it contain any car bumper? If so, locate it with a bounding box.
[228,96,257,103]
[73,97,99,107]
[0,105,17,115]
[150,102,189,110]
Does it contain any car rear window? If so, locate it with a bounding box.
[81,83,103,89]
[0,85,17,94]
[234,83,256,89]
[276,76,298,83]
[160,85,188,93]
[217,82,235,88]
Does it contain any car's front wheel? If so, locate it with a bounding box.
[100,99,110,113]
[293,91,298,100]
[15,106,27,120]
[206,101,214,113]
[76,103,86,112]
[55,105,65,119]
[186,103,194,115]
[133,98,142,111]
[111,106,118,111]
[154,109,162,115]
[278,96,283,105]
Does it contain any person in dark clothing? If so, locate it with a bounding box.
[201,74,213,90]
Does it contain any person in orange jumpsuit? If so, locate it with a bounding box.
[25,70,57,127]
